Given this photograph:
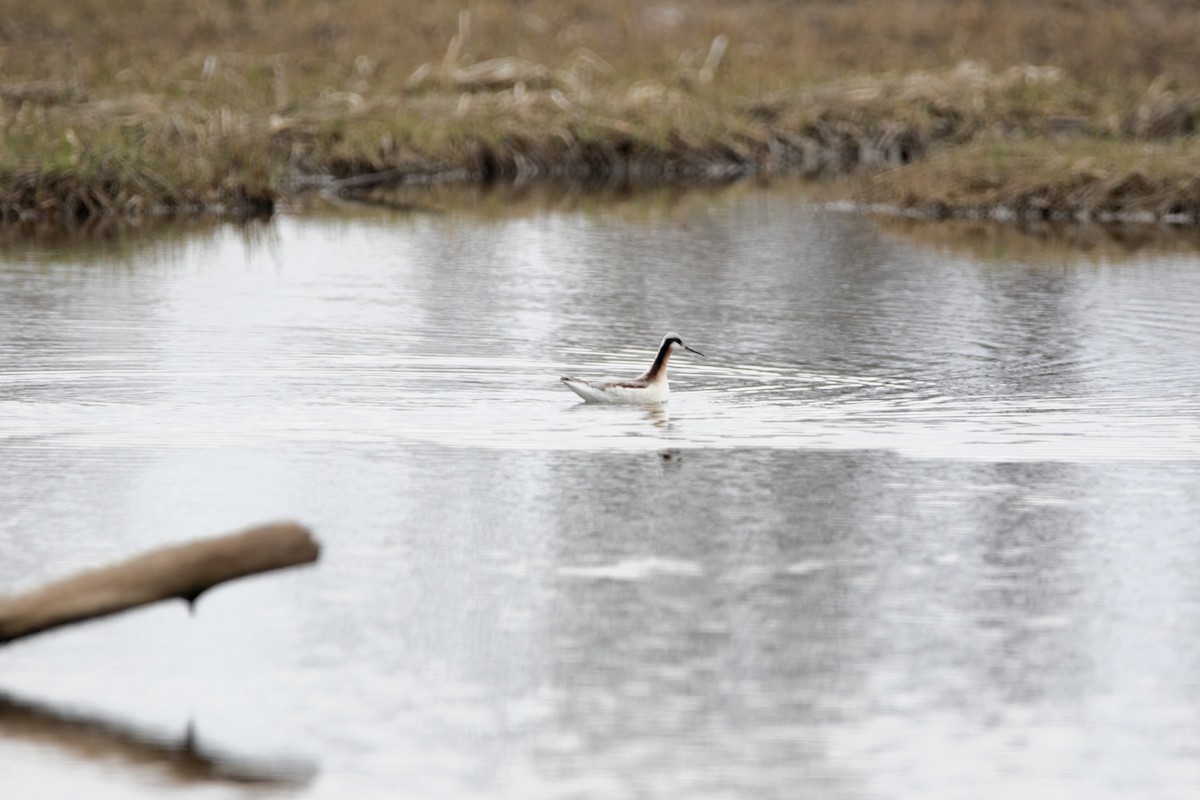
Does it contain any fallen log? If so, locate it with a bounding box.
[0,521,319,645]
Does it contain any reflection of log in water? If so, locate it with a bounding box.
[0,690,317,787]
[0,521,320,645]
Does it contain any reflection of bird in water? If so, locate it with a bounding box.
[644,404,670,428]
[561,333,705,404]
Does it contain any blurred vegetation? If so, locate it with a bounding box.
[4,0,1200,222]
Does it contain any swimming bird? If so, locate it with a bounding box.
[561,333,705,404]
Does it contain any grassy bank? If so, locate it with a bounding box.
[4,1,1200,222]
[861,133,1200,223]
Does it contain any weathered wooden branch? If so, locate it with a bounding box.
[0,521,319,645]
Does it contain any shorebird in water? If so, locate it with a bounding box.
[561,333,705,404]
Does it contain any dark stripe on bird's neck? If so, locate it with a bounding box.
[644,337,680,380]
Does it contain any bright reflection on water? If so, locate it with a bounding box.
[4,187,1200,799]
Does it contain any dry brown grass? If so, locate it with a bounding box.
[861,135,1200,221]
[4,0,1200,221]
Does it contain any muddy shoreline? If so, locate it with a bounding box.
[0,115,917,225]
[9,128,1199,230]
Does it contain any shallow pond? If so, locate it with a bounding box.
[3,186,1200,799]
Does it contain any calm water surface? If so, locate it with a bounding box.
[3,188,1200,799]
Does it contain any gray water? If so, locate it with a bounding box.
[3,186,1200,799]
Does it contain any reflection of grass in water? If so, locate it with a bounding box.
[6,1,1200,221]
[2,178,767,264]
[0,214,275,267]
[874,212,1200,265]
[325,173,761,222]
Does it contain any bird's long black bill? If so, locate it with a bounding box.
[685,345,706,357]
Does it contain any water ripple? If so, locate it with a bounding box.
[4,351,1198,462]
